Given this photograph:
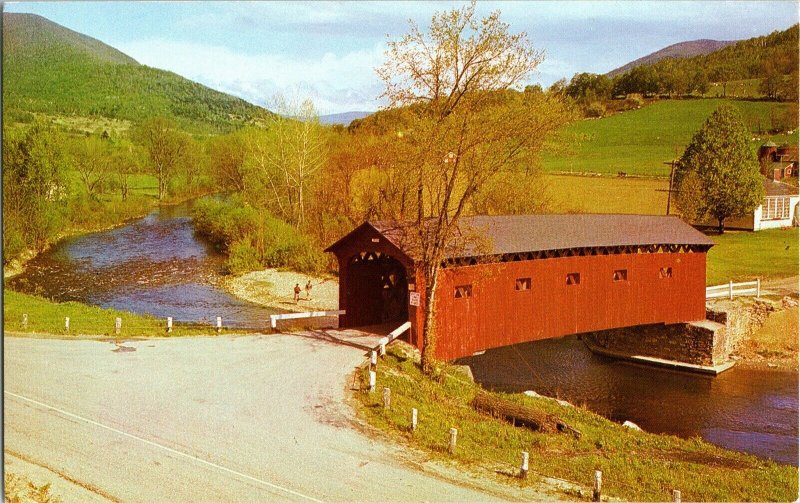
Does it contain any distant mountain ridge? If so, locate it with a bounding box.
[318,111,372,126]
[607,39,736,77]
[3,12,271,132]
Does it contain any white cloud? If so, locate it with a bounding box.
[118,38,387,114]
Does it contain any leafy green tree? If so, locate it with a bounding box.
[675,105,764,234]
[70,135,112,199]
[2,122,68,259]
[132,117,189,200]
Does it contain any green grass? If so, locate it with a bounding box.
[706,228,799,285]
[542,99,796,176]
[3,290,231,337]
[357,346,797,502]
[546,174,669,215]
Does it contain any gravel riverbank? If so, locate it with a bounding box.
[224,269,339,312]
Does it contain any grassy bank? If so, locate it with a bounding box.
[706,228,798,285]
[356,345,797,502]
[3,290,231,337]
[541,99,796,176]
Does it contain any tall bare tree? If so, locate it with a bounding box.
[377,1,571,373]
[246,97,328,227]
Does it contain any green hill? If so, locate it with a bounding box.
[2,13,271,133]
[542,99,797,176]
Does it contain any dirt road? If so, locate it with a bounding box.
[4,333,564,502]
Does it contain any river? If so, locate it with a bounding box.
[8,199,282,330]
[8,200,798,465]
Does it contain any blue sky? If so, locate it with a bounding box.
[5,1,798,114]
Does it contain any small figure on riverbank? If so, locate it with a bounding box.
[305,280,313,300]
[294,283,301,303]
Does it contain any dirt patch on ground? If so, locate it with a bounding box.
[224,269,338,312]
[735,303,798,371]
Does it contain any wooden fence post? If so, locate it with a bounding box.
[22,314,28,329]
[65,317,70,332]
[593,470,602,502]
[167,317,173,333]
[383,387,391,410]
[672,489,681,503]
[729,280,733,300]
[216,316,222,333]
[520,451,529,479]
[368,370,376,392]
[115,317,122,335]
[411,408,418,432]
[449,428,458,454]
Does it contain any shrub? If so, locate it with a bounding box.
[193,197,327,275]
[585,101,606,118]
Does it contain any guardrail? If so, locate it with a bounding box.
[706,279,760,300]
[269,310,346,329]
[374,321,412,350]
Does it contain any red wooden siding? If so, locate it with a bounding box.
[431,252,707,361]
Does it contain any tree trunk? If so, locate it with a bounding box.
[421,265,440,375]
[718,217,725,234]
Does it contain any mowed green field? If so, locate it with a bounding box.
[546,174,669,214]
[542,99,796,176]
[706,228,799,286]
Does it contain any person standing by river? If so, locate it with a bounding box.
[305,280,313,300]
[294,283,301,303]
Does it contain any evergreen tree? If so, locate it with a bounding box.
[675,105,764,233]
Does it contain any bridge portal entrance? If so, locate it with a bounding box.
[345,251,409,328]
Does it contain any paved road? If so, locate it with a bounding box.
[4,332,563,502]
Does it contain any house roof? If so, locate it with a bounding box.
[365,214,714,260]
[764,178,800,196]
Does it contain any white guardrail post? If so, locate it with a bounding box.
[270,310,346,330]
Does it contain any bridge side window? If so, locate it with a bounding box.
[659,267,673,279]
[613,269,628,282]
[566,273,581,286]
[515,277,531,291]
[454,284,472,299]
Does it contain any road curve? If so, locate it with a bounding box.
[4,333,563,502]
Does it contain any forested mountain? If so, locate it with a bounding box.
[607,39,735,77]
[3,13,271,132]
[610,24,798,97]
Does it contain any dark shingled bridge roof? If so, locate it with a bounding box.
[367,214,714,260]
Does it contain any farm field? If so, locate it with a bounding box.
[545,174,669,215]
[706,228,798,286]
[541,99,796,177]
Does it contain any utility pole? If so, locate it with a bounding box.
[666,158,676,215]
[665,146,679,215]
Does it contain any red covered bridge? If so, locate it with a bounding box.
[325,214,715,361]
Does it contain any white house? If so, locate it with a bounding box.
[715,178,800,231]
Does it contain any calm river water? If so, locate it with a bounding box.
[9,200,798,465]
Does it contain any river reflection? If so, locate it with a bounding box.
[459,335,798,465]
[8,200,283,329]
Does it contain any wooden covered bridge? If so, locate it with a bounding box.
[325,214,715,362]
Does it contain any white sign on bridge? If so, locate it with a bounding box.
[409,292,420,306]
